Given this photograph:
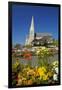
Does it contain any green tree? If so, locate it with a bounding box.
[53,39,58,46]
[25,45,32,48]
[14,44,22,49]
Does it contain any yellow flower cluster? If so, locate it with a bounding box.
[12,61,20,70]
[36,47,49,57]
[12,46,59,86]
[36,47,46,55]
[16,66,54,86]
[37,67,48,81]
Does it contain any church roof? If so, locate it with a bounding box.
[36,33,52,37]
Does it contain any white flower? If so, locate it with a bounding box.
[55,67,58,74]
[52,61,58,68]
[41,47,46,50]
[36,50,40,55]
[53,74,58,81]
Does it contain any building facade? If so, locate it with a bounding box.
[31,33,53,46]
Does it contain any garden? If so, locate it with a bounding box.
[12,47,59,86]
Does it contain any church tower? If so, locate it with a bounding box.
[25,16,34,45]
[28,16,34,45]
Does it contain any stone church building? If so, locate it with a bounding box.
[25,16,53,46]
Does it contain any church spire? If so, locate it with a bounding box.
[25,16,35,45]
[28,16,34,44]
[29,16,34,36]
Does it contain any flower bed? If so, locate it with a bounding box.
[12,47,59,86]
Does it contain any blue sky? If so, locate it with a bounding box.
[12,4,59,45]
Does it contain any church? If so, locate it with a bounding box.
[25,16,53,46]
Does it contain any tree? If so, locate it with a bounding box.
[25,45,32,48]
[52,39,58,46]
[14,44,22,49]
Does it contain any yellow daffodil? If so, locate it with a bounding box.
[27,69,35,76]
[37,67,46,78]
[17,78,22,86]
[47,71,53,77]
[18,73,21,79]
[42,74,49,81]
[13,61,19,69]
[27,79,33,85]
